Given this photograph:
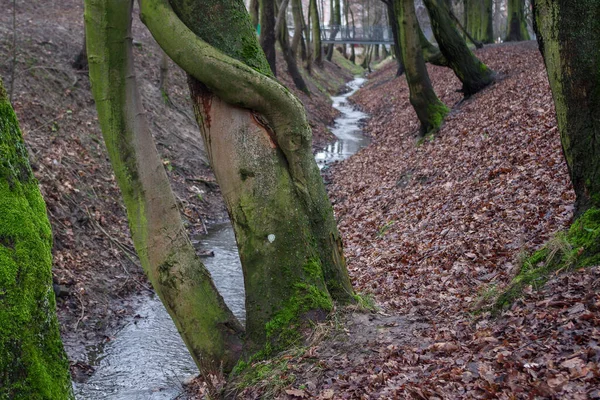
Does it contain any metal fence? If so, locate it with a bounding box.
[320,25,394,44]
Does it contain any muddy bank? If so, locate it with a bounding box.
[0,0,361,384]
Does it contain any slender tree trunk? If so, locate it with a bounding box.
[384,0,405,76]
[144,0,355,354]
[394,0,448,134]
[326,0,341,61]
[0,78,74,400]
[291,0,307,59]
[250,0,260,28]
[310,0,323,66]
[423,0,495,95]
[85,0,244,372]
[159,50,170,103]
[349,7,356,63]
[72,31,88,70]
[506,0,530,41]
[278,0,310,94]
[418,23,448,66]
[260,0,277,74]
[533,0,600,215]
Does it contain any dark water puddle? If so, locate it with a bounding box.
[74,76,368,399]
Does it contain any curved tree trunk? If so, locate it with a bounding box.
[533,0,600,216]
[0,79,73,400]
[143,0,354,355]
[506,0,530,41]
[423,0,495,96]
[310,0,323,66]
[85,0,244,372]
[417,20,448,66]
[260,0,277,75]
[394,0,448,134]
[278,2,310,94]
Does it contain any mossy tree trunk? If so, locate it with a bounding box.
[143,0,355,355]
[506,0,530,41]
[394,0,448,135]
[291,0,307,60]
[533,0,600,216]
[465,0,493,44]
[84,0,244,372]
[326,0,341,61]
[310,0,323,66]
[260,0,278,75]
[423,0,495,96]
[0,79,73,399]
[250,0,260,29]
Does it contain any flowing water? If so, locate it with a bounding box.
[74,76,368,399]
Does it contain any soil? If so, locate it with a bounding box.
[0,0,357,384]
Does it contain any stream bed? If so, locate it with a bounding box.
[73,76,368,399]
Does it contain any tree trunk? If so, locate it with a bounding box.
[278,1,310,94]
[506,0,530,41]
[423,0,495,96]
[291,0,307,59]
[159,50,170,103]
[260,0,277,75]
[394,0,448,134]
[326,0,341,61]
[144,0,354,355]
[72,31,88,70]
[310,0,323,66]
[384,0,405,76]
[250,0,260,29]
[418,23,448,67]
[533,0,600,215]
[0,78,74,400]
[85,0,244,372]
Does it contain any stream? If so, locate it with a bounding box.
[73,76,369,399]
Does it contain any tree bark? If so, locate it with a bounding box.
[159,50,170,103]
[72,31,88,70]
[260,0,277,75]
[250,0,260,29]
[278,0,310,94]
[383,0,405,76]
[291,0,307,59]
[506,0,530,41]
[533,0,600,215]
[423,0,495,96]
[464,0,493,44]
[85,0,244,372]
[326,0,341,61]
[394,0,448,134]
[310,0,323,66]
[143,0,354,355]
[0,78,74,400]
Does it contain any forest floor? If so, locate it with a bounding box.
[0,0,356,385]
[227,42,600,399]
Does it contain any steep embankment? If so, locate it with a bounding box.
[234,42,599,399]
[0,0,357,382]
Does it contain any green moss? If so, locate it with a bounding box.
[426,101,450,134]
[495,208,600,311]
[0,80,73,399]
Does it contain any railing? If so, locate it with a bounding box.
[320,25,395,44]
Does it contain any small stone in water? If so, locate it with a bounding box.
[268,234,276,243]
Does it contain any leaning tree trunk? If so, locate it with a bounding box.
[394,0,448,134]
[143,0,355,355]
[278,2,310,94]
[423,0,495,96]
[0,78,74,400]
[506,0,530,41]
[291,0,307,59]
[533,0,600,216]
[260,0,278,75]
[310,0,323,66]
[85,0,244,372]
[465,0,493,44]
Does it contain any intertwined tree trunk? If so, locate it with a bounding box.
[85,0,244,371]
[142,0,355,355]
[0,78,73,399]
[533,0,600,216]
[423,0,495,96]
[394,0,448,134]
[506,0,530,41]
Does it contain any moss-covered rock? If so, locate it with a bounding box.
[0,80,73,399]
[495,208,600,311]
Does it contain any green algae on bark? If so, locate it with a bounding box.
[0,79,74,399]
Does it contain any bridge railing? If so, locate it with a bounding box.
[320,25,394,44]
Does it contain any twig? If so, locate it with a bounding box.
[73,291,86,331]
